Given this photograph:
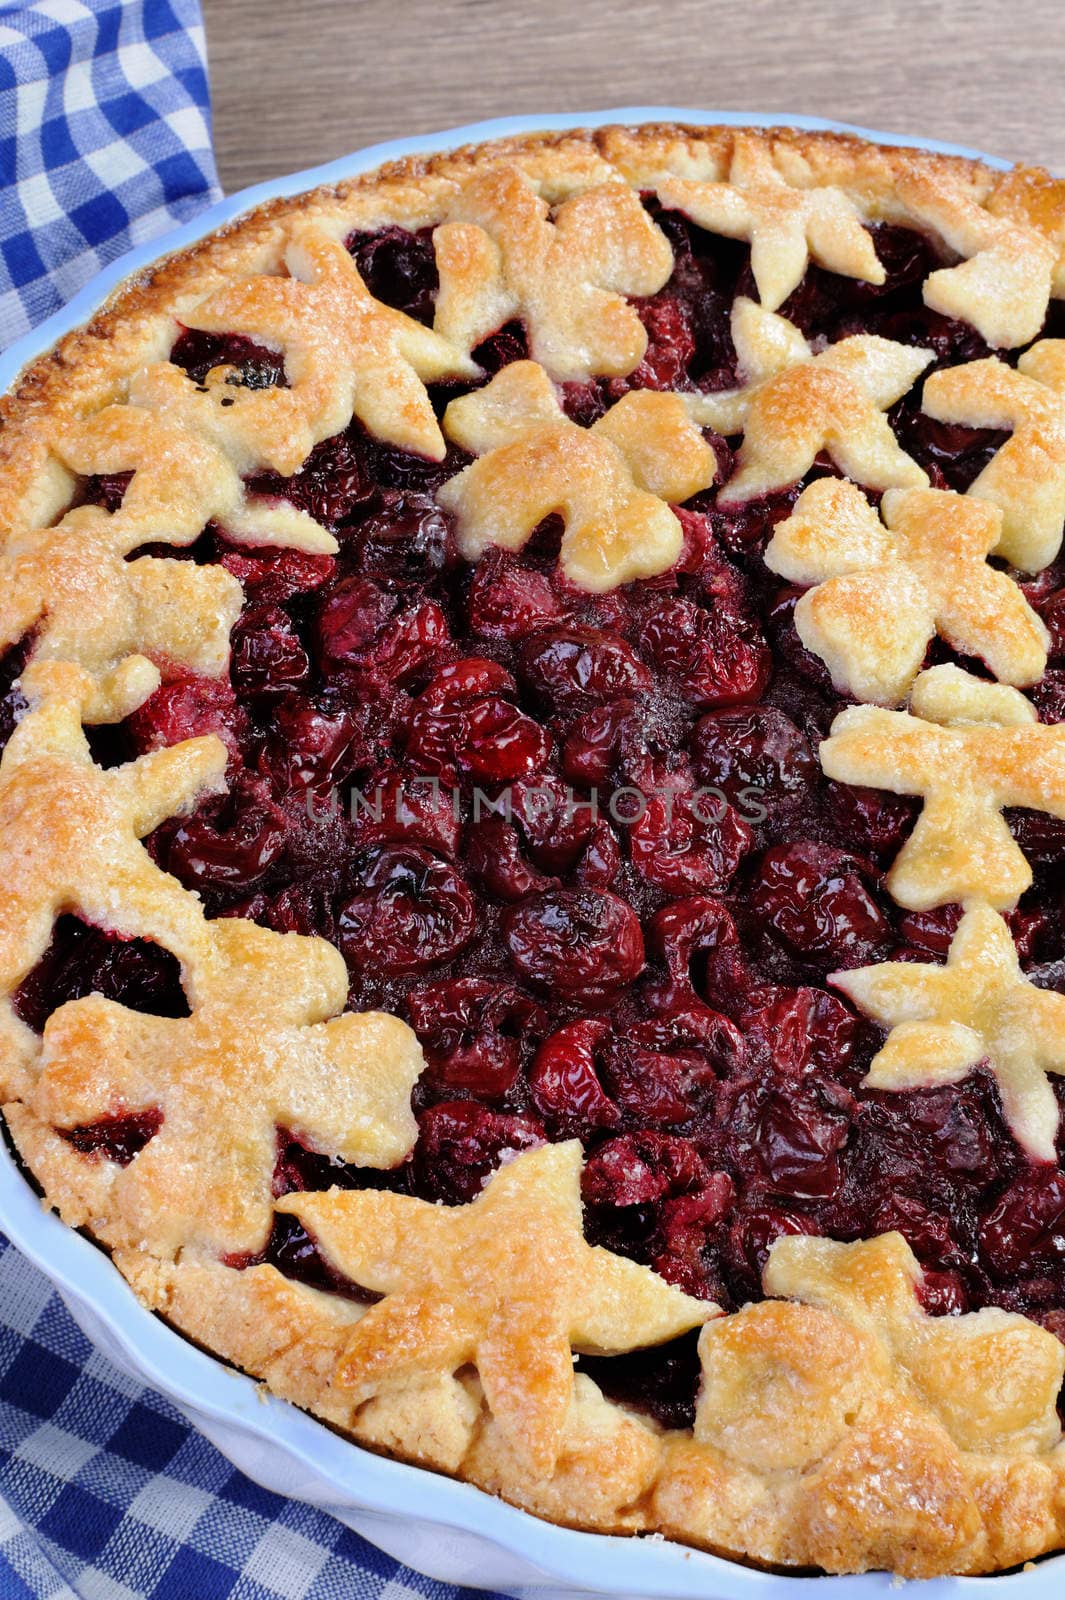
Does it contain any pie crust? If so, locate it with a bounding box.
[4,123,1065,1578]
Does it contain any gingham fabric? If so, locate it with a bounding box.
[0,1238,490,1600]
[0,0,221,347]
[0,6,495,1596]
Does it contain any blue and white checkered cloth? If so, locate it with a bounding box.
[0,0,221,346]
[0,5,495,1596]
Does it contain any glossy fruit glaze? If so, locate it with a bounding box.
[12,204,1065,1431]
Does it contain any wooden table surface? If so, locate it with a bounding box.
[201,0,1065,196]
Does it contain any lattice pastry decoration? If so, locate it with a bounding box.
[28,916,423,1260]
[279,1139,711,1479]
[432,166,675,380]
[895,164,1058,350]
[438,359,719,590]
[819,663,1065,910]
[689,298,932,502]
[655,131,887,312]
[923,340,1065,572]
[763,1232,1064,1456]
[765,480,1048,703]
[183,222,478,467]
[835,903,1065,1162]
[654,1231,1064,1577]
[0,660,226,1101]
[24,382,328,718]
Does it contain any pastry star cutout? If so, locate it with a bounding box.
[897,165,1057,350]
[0,661,225,1098]
[656,133,885,312]
[32,353,343,712]
[764,1232,1064,1457]
[438,360,718,591]
[689,299,931,504]
[31,916,423,1258]
[185,222,476,465]
[922,340,1065,572]
[765,480,1048,703]
[835,904,1065,1162]
[432,166,674,381]
[279,1140,710,1478]
[819,664,1065,910]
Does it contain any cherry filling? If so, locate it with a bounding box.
[170,328,286,390]
[13,916,189,1033]
[61,1110,163,1165]
[16,213,1065,1428]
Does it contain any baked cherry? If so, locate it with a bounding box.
[349,763,461,858]
[346,225,438,322]
[692,706,817,820]
[165,774,290,893]
[600,1034,721,1127]
[412,1101,545,1205]
[750,842,892,970]
[742,1077,854,1199]
[220,547,336,605]
[735,985,859,1079]
[61,1109,164,1165]
[646,896,748,998]
[466,548,564,641]
[640,596,770,707]
[262,696,365,791]
[519,626,651,712]
[338,847,477,976]
[529,1019,620,1136]
[822,780,919,863]
[14,918,189,1034]
[980,1170,1065,1279]
[465,815,556,902]
[507,773,620,883]
[169,328,285,389]
[230,605,311,698]
[628,780,753,894]
[128,674,248,764]
[502,888,644,1005]
[582,1131,710,1209]
[623,293,696,390]
[407,977,544,1102]
[251,428,374,526]
[317,576,450,687]
[404,660,552,783]
[343,491,455,586]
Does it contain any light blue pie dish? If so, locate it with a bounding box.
[0,109,1058,1600]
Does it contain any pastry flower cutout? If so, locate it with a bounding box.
[185,223,477,465]
[24,361,340,712]
[656,132,885,312]
[279,1140,711,1478]
[690,299,932,503]
[898,164,1057,349]
[764,1232,1064,1457]
[766,480,1048,703]
[819,664,1065,910]
[31,916,423,1259]
[432,166,674,381]
[0,661,226,1098]
[438,360,718,591]
[834,903,1065,1162]
[922,340,1065,572]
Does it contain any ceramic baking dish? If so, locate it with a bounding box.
[0,108,1060,1600]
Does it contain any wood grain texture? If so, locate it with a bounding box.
[201,0,1065,195]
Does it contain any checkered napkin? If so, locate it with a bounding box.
[0,6,496,1597]
[0,0,221,347]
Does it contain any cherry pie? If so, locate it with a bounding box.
[6,123,1065,1577]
